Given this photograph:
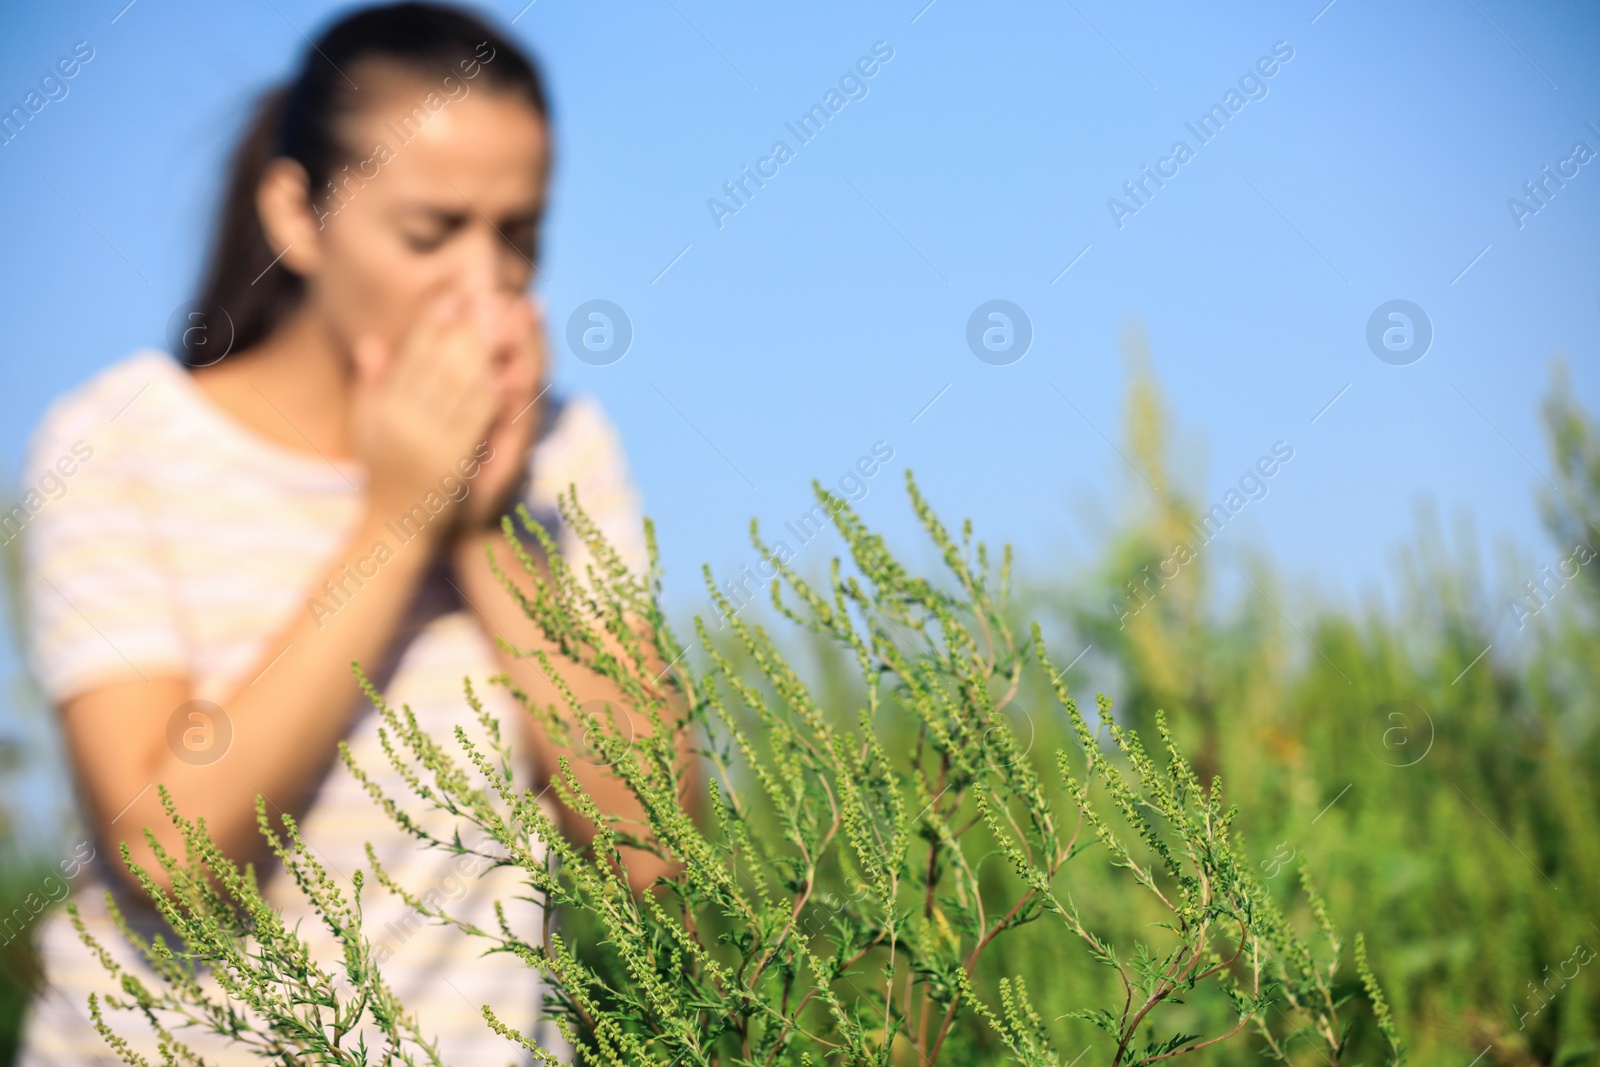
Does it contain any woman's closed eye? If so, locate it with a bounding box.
[501,219,538,260]
[393,203,472,251]
[401,217,464,253]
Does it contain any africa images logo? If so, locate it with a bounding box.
[1106,41,1295,229]
[706,41,895,230]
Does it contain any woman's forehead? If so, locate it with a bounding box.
[336,82,547,209]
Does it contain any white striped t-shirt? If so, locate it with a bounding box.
[15,349,648,1065]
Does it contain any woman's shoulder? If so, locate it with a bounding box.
[26,349,186,463]
[528,389,648,572]
[532,388,642,504]
[535,389,626,467]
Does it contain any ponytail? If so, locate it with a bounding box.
[186,84,300,365]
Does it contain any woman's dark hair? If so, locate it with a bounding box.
[183,2,548,366]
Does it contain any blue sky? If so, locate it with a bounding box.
[1,0,1597,785]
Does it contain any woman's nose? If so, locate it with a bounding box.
[459,247,497,301]
[459,229,522,298]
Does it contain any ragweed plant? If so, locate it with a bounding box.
[76,471,1404,1066]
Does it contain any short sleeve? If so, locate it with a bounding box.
[525,394,650,590]
[18,397,189,704]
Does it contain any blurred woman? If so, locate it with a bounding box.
[16,4,662,1062]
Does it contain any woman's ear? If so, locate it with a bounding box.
[256,157,324,277]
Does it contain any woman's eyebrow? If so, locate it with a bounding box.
[499,208,541,227]
[395,203,541,227]
[394,204,471,225]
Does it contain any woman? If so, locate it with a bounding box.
[16,4,664,1062]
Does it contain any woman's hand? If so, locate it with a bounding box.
[455,292,548,532]
[351,290,502,534]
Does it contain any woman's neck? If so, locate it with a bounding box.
[189,308,359,461]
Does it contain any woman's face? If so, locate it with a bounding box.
[270,66,549,356]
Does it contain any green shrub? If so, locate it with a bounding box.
[1049,351,1600,1065]
[75,471,1402,1066]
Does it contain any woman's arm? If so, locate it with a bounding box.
[448,526,688,895]
[441,302,692,895]
[61,505,451,897]
[58,290,504,898]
